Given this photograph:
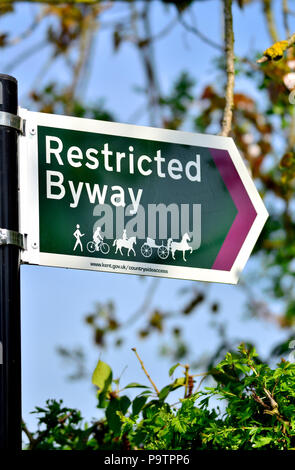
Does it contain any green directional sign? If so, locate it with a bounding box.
[19,109,268,284]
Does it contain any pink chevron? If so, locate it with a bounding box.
[209,148,257,271]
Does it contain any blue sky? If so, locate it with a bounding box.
[1,0,294,431]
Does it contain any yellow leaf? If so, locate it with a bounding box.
[263,40,288,61]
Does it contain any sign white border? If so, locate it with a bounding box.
[18,108,268,284]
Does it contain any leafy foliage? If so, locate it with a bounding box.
[23,346,295,450]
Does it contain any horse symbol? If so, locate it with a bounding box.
[167,233,193,261]
[113,236,137,256]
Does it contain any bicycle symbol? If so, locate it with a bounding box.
[86,240,110,255]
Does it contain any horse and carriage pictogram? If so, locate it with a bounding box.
[141,233,193,261]
[141,237,169,259]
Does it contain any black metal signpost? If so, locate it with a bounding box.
[0,74,22,451]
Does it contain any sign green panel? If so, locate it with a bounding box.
[37,126,237,270]
[18,110,268,283]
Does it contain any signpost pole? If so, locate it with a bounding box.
[0,74,21,451]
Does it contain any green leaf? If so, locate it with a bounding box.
[106,396,131,435]
[124,382,151,390]
[159,378,186,401]
[92,359,112,395]
[138,390,153,396]
[159,385,172,401]
[252,436,273,448]
[171,377,186,389]
[234,363,250,374]
[132,395,148,416]
[169,363,181,377]
[172,417,187,434]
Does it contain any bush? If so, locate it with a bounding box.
[23,344,295,450]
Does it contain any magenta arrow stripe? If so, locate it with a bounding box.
[209,148,257,271]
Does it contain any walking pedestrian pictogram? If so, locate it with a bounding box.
[73,224,84,252]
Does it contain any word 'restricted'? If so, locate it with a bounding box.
[45,135,202,214]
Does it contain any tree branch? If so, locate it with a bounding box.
[4,40,49,73]
[22,419,35,447]
[184,363,189,398]
[122,278,159,328]
[220,0,235,137]
[283,0,290,38]
[257,32,295,63]
[131,347,159,396]
[178,15,223,52]
[263,0,279,43]
[65,8,98,114]
[6,10,46,47]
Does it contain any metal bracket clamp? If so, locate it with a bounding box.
[0,111,24,134]
[0,228,26,250]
